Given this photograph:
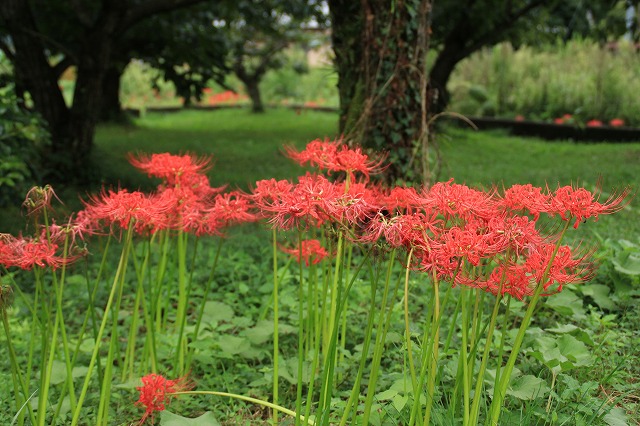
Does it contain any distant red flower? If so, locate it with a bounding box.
[609,118,625,127]
[514,115,525,122]
[135,374,191,425]
[554,118,565,125]
[586,119,603,127]
[281,239,329,266]
[549,185,631,228]
[563,114,573,120]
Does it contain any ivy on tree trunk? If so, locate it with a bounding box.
[329,0,434,184]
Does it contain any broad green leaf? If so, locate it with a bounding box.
[556,334,593,368]
[580,284,617,311]
[160,410,221,426]
[217,335,250,355]
[545,289,585,318]
[202,301,234,323]
[244,320,273,345]
[393,394,409,412]
[603,407,628,426]
[50,360,67,385]
[506,375,549,400]
[374,388,398,401]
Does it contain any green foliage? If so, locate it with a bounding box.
[0,84,49,206]
[449,40,640,125]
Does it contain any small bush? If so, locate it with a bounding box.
[0,83,50,206]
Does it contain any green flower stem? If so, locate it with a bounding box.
[403,249,418,395]
[469,260,510,426]
[272,228,280,426]
[186,237,224,372]
[487,221,570,425]
[71,226,134,426]
[174,230,188,374]
[317,247,372,425]
[296,232,304,426]
[2,306,36,425]
[338,260,377,426]
[423,274,441,426]
[172,390,316,425]
[361,250,401,426]
[325,230,344,364]
[459,287,471,426]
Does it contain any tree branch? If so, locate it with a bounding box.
[120,0,211,31]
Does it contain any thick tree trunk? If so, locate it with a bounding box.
[243,77,265,113]
[428,41,466,115]
[0,0,70,148]
[100,64,127,122]
[329,0,433,183]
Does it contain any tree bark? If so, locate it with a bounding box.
[100,64,127,122]
[329,0,433,183]
[243,77,265,113]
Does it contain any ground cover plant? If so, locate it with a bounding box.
[0,109,638,425]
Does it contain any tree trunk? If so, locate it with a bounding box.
[427,41,466,115]
[329,0,433,184]
[0,0,70,148]
[100,64,127,122]
[243,76,265,113]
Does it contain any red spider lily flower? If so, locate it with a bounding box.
[361,211,440,249]
[563,114,572,120]
[0,234,74,270]
[549,185,632,229]
[200,191,258,236]
[609,118,625,127]
[284,138,386,181]
[421,179,498,221]
[135,373,191,425]
[553,118,564,125]
[485,215,546,256]
[128,152,213,186]
[252,174,338,230]
[280,239,329,266]
[477,244,593,299]
[380,186,423,213]
[329,181,381,226]
[80,189,176,234]
[499,184,550,220]
[586,119,603,127]
[514,115,525,122]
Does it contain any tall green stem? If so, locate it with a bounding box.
[272,228,280,426]
[487,221,570,425]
